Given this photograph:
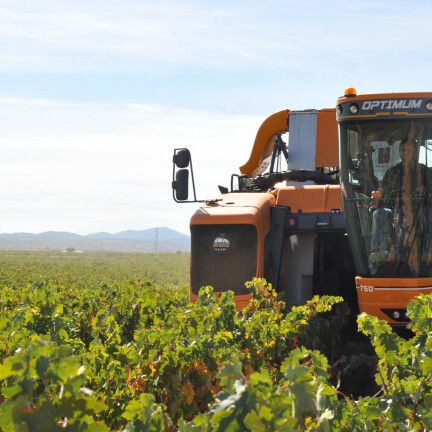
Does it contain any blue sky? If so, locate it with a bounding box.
[1,0,431,234]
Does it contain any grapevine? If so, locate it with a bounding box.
[0,251,431,431]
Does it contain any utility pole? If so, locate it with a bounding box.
[154,227,159,253]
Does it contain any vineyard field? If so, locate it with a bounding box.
[0,251,432,431]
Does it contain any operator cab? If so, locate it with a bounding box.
[338,89,432,324]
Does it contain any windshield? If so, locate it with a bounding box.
[340,119,432,277]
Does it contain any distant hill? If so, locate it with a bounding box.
[86,227,186,242]
[0,227,190,253]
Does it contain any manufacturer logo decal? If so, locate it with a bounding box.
[362,99,422,111]
[213,235,230,253]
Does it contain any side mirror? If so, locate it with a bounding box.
[173,149,190,168]
[172,148,202,203]
[173,169,189,200]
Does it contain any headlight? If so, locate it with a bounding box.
[349,104,359,114]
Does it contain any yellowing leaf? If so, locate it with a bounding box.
[181,382,195,405]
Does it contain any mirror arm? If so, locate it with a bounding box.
[190,157,198,201]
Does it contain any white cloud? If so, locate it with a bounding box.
[0,96,261,233]
[2,0,429,73]
[0,1,283,72]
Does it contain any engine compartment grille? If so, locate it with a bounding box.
[191,224,258,295]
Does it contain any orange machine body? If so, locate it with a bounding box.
[190,192,274,309]
[190,185,345,309]
[275,185,342,212]
[185,89,432,327]
[355,277,432,322]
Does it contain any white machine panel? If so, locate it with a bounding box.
[288,111,317,170]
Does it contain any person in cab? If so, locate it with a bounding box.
[371,131,432,276]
